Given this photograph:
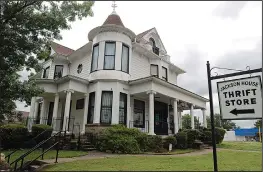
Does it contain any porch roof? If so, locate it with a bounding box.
[129,76,209,108]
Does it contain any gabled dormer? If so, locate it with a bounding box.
[136,27,168,59]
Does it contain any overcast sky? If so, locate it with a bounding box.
[17,1,262,128]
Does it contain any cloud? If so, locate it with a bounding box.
[213,1,247,20]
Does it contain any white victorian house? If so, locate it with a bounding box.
[28,10,209,135]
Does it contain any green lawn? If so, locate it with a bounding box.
[1,149,87,164]
[144,149,197,155]
[44,150,262,171]
[217,141,262,151]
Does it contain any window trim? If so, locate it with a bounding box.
[54,65,64,79]
[90,43,99,73]
[103,41,116,70]
[149,38,156,47]
[133,99,145,128]
[121,43,129,73]
[43,66,50,78]
[150,64,159,78]
[119,92,127,125]
[162,66,168,81]
[100,91,113,124]
[87,92,95,124]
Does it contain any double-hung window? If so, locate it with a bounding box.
[150,64,158,77]
[104,42,116,70]
[133,99,145,128]
[54,65,63,79]
[121,44,129,73]
[119,93,127,125]
[100,91,113,124]
[162,67,168,81]
[87,92,95,124]
[91,44,99,72]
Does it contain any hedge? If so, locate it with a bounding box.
[31,124,53,144]
[214,127,226,144]
[184,129,201,148]
[0,124,29,149]
[175,132,188,149]
[163,136,177,150]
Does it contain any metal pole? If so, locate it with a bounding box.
[206,61,218,172]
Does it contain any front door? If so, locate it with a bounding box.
[47,102,54,126]
[154,101,168,135]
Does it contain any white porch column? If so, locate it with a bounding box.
[179,111,183,129]
[126,94,131,128]
[202,108,207,128]
[190,104,194,129]
[147,90,156,135]
[40,98,47,124]
[33,99,39,119]
[173,99,179,134]
[93,83,101,124]
[63,89,73,131]
[29,97,36,118]
[82,93,89,134]
[52,93,60,131]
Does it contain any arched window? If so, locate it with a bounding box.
[149,38,156,47]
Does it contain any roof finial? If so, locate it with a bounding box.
[111,1,117,14]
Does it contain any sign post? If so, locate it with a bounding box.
[206,61,262,172]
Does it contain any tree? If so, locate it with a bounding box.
[182,114,201,129]
[254,120,262,128]
[0,1,94,115]
[206,113,237,130]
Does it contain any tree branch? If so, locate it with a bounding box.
[3,1,38,24]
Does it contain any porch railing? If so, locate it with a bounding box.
[129,120,149,133]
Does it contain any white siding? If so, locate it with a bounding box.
[130,51,150,80]
[70,53,92,79]
[169,70,177,85]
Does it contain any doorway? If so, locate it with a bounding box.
[47,102,54,126]
[154,101,168,135]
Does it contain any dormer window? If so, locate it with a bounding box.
[43,66,50,79]
[149,38,159,56]
[54,65,63,79]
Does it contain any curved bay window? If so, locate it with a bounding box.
[121,44,129,73]
[133,99,145,128]
[91,44,99,72]
[104,42,116,70]
[119,93,127,125]
[54,65,63,79]
[100,91,113,124]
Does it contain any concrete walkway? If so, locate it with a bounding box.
[42,149,214,164]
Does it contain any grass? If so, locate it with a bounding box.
[144,149,197,155]
[44,150,262,171]
[217,141,262,151]
[1,149,88,165]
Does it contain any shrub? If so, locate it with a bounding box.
[175,132,188,149]
[185,129,201,148]
[0,124,29,149]
[31,124,53,144]
[135,133,149,152]
[163,136,177,150]
[200,130,212,145]
[94,125,143,154]
[214,127,226,144]
[147,135,164,153]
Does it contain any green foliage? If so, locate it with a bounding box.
[0,1,94,115]
[214,127,226,144]
[184,129,201,148]
[94,125,142,154]
[31,124,53,144]
[254,120,262,128]
[182,114,201,129]
[163,136,177,150]
[206,113,237,130]
[0,124,29,149]
[200,130,212,145]
[175,132,188,149]
[147,135,164,153]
